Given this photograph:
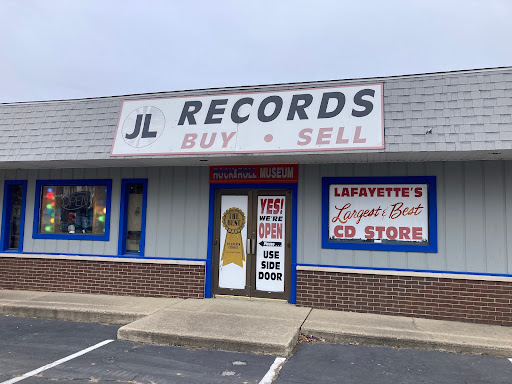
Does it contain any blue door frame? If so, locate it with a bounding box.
[205,183,298,303]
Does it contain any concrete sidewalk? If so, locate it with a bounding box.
[0,289,181,325]
[1,289,512,357]
[302,309,512,358]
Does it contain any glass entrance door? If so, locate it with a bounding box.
[212,189,292,301]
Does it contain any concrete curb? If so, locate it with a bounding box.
[118,327,299,356]
[0,304,146,325]
[301,329,512,358]
[0,291,183,326]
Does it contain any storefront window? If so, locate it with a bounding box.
[34,181,111,240]
[1,181,27,252]
[119,179,147,256]
[8,185,24,248]
[125,183,143,252]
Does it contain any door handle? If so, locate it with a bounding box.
[245,239,257,255]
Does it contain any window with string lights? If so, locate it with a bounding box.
[33,180,112,241]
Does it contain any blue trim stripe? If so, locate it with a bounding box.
[32,179,112,241]
[298,263,512,278]
[118,179,148,257]
[322,176,438,253]
[1,180,28,252]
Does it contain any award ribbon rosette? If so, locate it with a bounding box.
[221,207,246,268]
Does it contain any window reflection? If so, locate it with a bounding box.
[126,183,143,252]
[8,185,23,248]
[39,185,108,235]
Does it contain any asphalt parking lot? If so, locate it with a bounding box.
[1,316,511,384]
[275,344,512,384]
[0,316,275,383]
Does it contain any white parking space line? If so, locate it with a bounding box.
[259,357,286,384]
[509,358,512,364]
[1,339,114,384]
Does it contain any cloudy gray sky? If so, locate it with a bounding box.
[1,0,511,103]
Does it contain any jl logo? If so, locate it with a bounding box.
[121,106,166,148]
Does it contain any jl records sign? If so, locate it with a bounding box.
[111,83,384,156]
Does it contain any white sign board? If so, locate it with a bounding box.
[256,196,285,292]
[218,195,248,289]
[111,84,383,156]
[328,184,429,243]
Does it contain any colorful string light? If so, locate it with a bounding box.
[42,187,57,233]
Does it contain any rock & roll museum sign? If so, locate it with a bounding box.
[209,164,298,184]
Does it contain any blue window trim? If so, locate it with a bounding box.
[118,179,148,257]
[205,183,298,304]
[1,180,28,252]
[322,176,438,253]
[32,179,112,241]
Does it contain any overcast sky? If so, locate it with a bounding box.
[1,0,511,103]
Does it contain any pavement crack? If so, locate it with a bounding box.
[131,370,142,382]
[149,299,185,314]
[298,307,313,331]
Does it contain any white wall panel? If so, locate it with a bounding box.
[0,160,509,274]
[506,164,512,275]
[0,166,209,260]
[464,162,485,272]
[444,162,465,271]
[484,161,507,274]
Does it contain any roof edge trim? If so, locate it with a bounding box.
[3,66,512,106]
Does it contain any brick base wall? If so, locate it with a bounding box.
[0,257,205,298]
[296,269,512,326]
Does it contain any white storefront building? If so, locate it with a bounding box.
[0,67,511,325]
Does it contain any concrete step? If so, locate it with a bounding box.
[0,289,181,325]
[118,298,311,356]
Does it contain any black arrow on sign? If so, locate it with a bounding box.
[259,241,282,247]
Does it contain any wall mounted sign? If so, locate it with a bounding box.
[218,195,248,289]
[111,84,384,156]
[256,196,286,292]
[209,164,298,184]
[322,176,437,252]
